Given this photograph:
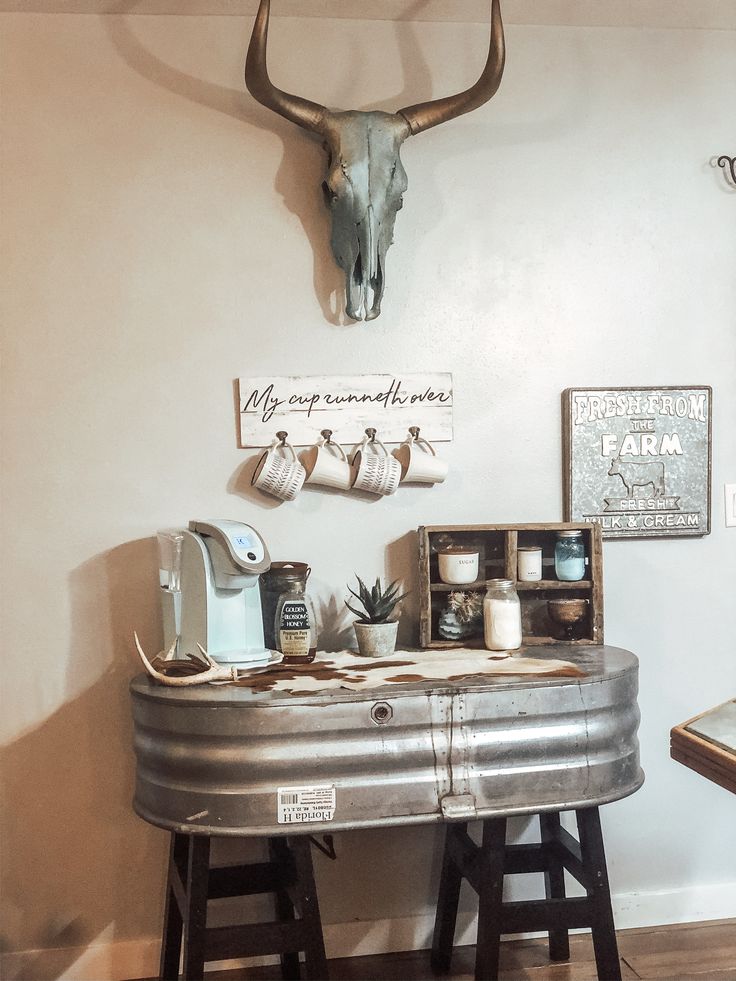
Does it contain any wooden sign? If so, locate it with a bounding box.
[563,387,712,539]
[238,373,453,447]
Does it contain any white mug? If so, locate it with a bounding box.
[252,434,306,502]
[351,429,401,496]
[393,428,448,484]
[301,431,352,491]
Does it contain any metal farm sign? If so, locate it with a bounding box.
[563,387,712,539]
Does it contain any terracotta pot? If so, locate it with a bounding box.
[354,620,399,658]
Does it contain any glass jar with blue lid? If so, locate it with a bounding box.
[554,530,586,581]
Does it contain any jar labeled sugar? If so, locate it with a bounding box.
[437,547,479,585]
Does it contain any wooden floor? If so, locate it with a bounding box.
[149,919,736,981]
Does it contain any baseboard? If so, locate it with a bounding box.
[610,880,736,932]
[2,881,734,981]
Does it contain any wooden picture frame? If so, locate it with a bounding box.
[671,700,736,796]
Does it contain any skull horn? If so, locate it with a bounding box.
[245,0,328,134]
[397,0,505,136]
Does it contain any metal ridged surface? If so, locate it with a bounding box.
[130,645,643,835]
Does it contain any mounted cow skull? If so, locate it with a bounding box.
[246,0,505,320]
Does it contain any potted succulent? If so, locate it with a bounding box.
[345,576,409,657]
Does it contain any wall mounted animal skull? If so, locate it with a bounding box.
[246,0,505,321]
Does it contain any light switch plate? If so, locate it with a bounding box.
[725,484,736,527]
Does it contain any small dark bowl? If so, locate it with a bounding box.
[547,598,589,626]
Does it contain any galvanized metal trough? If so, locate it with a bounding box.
[130,645,642,837]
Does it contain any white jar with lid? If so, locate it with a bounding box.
[555,530,585,581]
[483,579,522,651]
[438,547,479,585]
[517,545,542,582]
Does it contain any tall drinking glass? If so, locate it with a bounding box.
[158,530,184,590]
[157,529,184,653]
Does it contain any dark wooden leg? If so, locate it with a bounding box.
[290,837,328,981]
[430,823,467,974]
[181,835,211,981]
[540,812,570,962]
[576,808,621,981]
[269,837,301,981]
[474,817,507,981]
[160,832,187,981]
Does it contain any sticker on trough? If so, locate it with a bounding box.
[277,785,336,824]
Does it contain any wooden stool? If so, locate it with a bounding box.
[431,806,621,981]
[159,832,328,981]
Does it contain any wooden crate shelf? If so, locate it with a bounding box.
[430,580,593,593]
[418,522,604,649]
[515,580,593,592]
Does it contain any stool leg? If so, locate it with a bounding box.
[160,832,187,981]
[540,812,570,962]
[430,823,467,974]
[269,837,301,981]
[576,808,621,981]
[290,837,328,981]
[475,817,507,981]
[181,835,211,981]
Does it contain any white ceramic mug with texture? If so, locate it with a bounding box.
[393,427,448,484]
[252,433,306,501]
[351,429,401,496]
[301,430,352,490]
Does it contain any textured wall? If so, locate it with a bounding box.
[2,8,735,975]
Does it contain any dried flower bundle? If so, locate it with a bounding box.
[448,591,484,623]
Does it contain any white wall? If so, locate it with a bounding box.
[2,9,735,978]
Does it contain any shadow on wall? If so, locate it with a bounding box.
[318,593,356,652]
[102,0,588,327]
[227,449,285,511]
[103,3,341,325]
[102,0,444,326]
[0,540,167,975]
[227,453,416,511]
[386,530,420,648]
[315,823,446,925]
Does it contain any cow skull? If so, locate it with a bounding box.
[246,0,505,320]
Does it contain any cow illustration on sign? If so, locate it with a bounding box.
[607,454,667,499]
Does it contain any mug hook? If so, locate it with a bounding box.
[321,429,333,444]
[409,426,420,439]
[365,428,377,442]
[276,431,288,446]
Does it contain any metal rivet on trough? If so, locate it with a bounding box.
[371,702,393,725]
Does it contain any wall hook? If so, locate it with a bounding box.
[717,155,736,188]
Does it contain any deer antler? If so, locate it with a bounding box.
[133,633,239,686]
